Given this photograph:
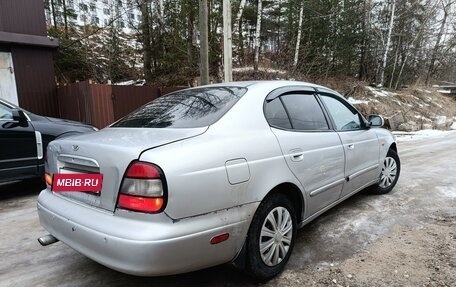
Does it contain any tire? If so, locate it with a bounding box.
[245,193,297,281]
[371,149,400,194]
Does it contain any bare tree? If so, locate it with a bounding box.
[233,0,246,34]
[139,0,153,83]
[378,0,396,87]
[358,0,371,81]
[293,2,304,68]
[425,0,452,85]
[254,0,263,72]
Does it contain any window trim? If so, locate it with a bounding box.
[317,92,369,132]
[263,87,333,133]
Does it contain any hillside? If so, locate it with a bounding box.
[234,69,456,131]
[342,85,456,131]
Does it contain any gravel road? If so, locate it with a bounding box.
[0,132,455,287]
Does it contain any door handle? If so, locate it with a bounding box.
[290,152,304,162]
[347,144,355,150]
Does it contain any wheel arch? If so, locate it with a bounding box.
[262,182,304,224]
[232,181,304,270]
[389,142,397,153]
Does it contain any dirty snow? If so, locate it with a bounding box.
[232,67,287,74]
[417,88,432,94]
[436,186,456,199]
[347,97,369,105]
[393,129,456,142]
[434,115,447,125]
[414,115,431,122]
[366,86,398,97]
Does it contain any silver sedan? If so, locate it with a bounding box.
[37,81,400,281]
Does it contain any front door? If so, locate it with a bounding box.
[0,102,38,181]
[319,94,380,198]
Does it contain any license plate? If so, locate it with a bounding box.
[52,173,103,193]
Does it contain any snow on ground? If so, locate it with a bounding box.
[393,129,456,142]
[366,86,398,97]
[417,88,432,94]
[414,115,432,122]
[347,97,369,105]
[434,115,447,125]
[232,67,287,74]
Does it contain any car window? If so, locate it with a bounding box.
[320,95,362,131]
[0,103,13,120]
[281,94,329,131]
[112,86,247,128]
[264,97,292,129]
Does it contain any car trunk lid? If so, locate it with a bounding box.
[46,127,207,212]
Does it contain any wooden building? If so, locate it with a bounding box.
[0,0,59,116]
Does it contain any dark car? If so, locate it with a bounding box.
[0,98,97,183]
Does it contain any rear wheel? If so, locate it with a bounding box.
[245,194,297,281]
[371,149,400,194]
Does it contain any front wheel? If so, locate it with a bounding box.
[245,194,297,281]
[371,149,401,194]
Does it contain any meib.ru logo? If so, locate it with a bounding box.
[52,173,103,193]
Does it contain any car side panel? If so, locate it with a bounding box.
[338,129,381,198]
[270,128,345,216]
[140,128,302,220]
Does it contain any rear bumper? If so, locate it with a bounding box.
[37,189,258,276]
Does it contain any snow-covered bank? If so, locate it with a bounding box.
[393,129,456,142]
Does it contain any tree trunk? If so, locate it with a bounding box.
[358,0,371,81]
[235,0,247,66]
[50,0,57,29]
[233,0,246,34]
[62,0,68,38]
[389,36,400,88]
[293,2,304,68]
[140,1,153,83]
[425,1,449,85]
[187,3,195,67]
[199,0,210,85]
[254,0,263,72]
[378,0,396,87]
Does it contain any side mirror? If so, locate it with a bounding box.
[12,109,27,123]
[368,115,384,127]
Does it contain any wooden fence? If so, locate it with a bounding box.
[57,81,184,128]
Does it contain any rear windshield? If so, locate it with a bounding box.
[112,86,247,128]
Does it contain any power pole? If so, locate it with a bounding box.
[199,0,210,85]
[223,0,233,82]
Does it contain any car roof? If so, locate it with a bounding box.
[198,80,340,95]
[0,98,17,109]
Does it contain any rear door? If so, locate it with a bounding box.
[265,88,345,216]
[319,92,380,198]
[0,102,39,181]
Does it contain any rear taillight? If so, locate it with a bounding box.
[44,172,52,186]
[117,161,167,213]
